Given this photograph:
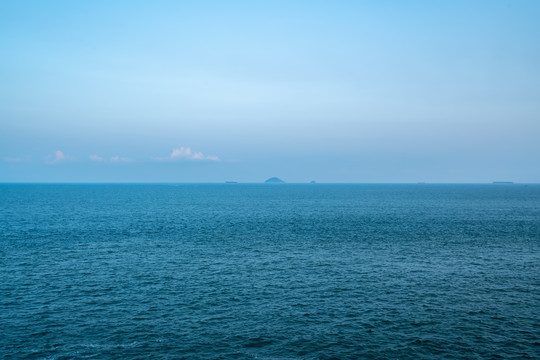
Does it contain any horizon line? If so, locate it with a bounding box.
[0,181,533,185]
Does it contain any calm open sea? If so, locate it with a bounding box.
[1,184,539,359]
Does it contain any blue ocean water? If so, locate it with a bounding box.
[1,184,539,359]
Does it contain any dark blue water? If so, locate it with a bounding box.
[1,184,539,359]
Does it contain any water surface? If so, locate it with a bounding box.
[1,184,539,359]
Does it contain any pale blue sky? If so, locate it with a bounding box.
[1,0,539,182]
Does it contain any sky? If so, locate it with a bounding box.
[1,0,539,183]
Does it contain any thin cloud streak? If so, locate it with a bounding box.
[89,154,103,162]
[46,150,74,164]
[110,156,133,163]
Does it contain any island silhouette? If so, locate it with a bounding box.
[264,177,285,184]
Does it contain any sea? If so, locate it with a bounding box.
[1,183,539,359]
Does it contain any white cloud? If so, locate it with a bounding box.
[54,150,65,161]
[192,152,204,160]
[3,157,22,163]
[46,150,74,164]
[154,146,220,162]
[110,156,133,163]
[89,154,103,162]
[170,146,191,159]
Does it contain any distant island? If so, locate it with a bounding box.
[265,177,285,184]
[492,181,514,184]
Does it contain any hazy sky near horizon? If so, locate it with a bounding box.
[1,0,539,182]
